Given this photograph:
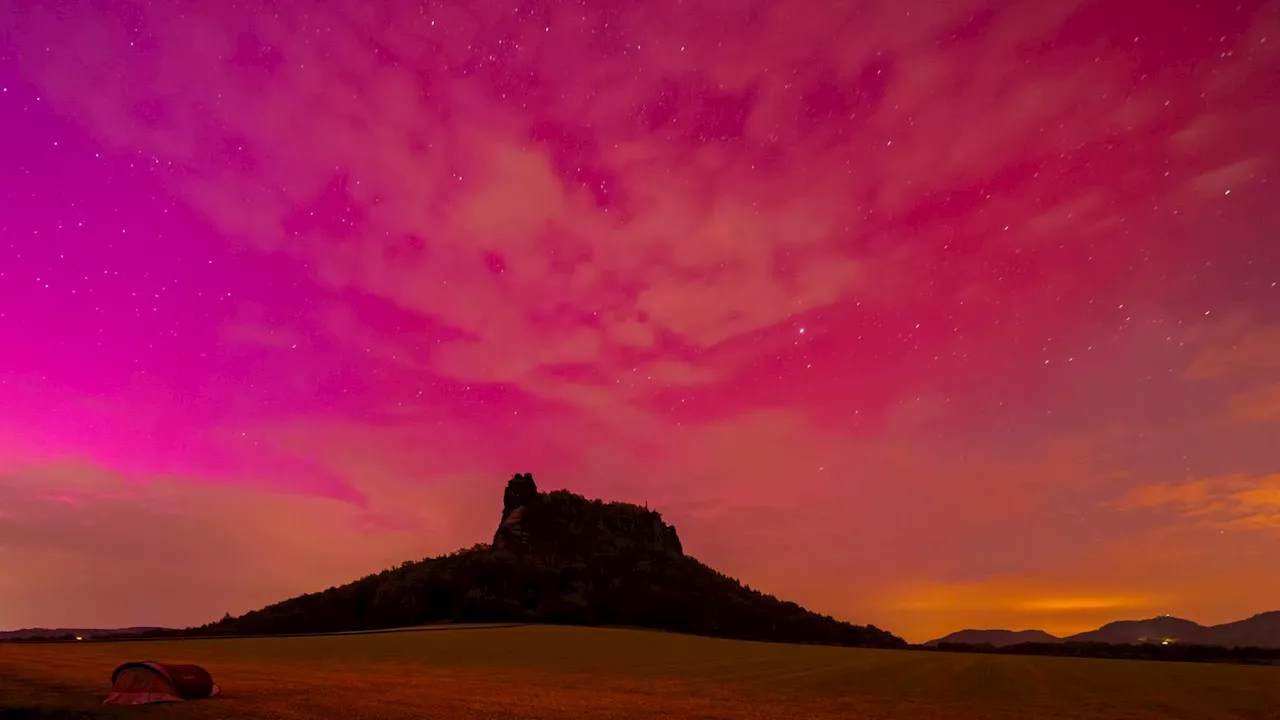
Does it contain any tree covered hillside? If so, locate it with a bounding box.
[187,474,904,649]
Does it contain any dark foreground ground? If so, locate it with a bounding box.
[2,624,1278,719]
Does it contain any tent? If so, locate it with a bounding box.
[104,661,221,705]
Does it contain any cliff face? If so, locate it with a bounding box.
[493,473,684,559]
[493,472,539,552]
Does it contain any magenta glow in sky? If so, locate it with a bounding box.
[1,0,1279,642]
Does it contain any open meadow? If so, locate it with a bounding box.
[3,624,1279,719]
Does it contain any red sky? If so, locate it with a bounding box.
[1,0,1278,643]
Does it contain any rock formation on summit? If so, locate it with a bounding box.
[493,473,684,558]
[502,472,539,519]
[494,472,539,552]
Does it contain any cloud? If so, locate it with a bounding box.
[1184,322,1280,381]
[1113,473,1280,531]
[1182,158,1268,199]
[219,318,310,351]
[1182,319,1280,424]
[1229,382,1280,423]
[8,0,1266,411]
[891,580,1156,616]
[0,460,489,630]
[882,577,1164,640]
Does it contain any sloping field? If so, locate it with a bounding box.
[2,624,1278,719]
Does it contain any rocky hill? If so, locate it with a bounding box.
[189,473,905,649]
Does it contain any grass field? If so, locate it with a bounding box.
[3,624,1278,719]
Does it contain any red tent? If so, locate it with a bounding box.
[104,661,221,705]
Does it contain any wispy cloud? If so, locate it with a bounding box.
[1183,323,1280,381]
[0,459,501,628]
[1228,382,1280,423]
[1114,473,1280,531]
[9,0,1262,411]
[883,577,1164,640]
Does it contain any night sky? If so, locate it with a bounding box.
[1,0,1278,643]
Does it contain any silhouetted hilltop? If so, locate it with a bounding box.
[929,612,1280,651]
[1067,615,1212,644]
[1204,611,1280,649]
[925,629,1062,647]
[0,626,162,642]
[188,474,905,648]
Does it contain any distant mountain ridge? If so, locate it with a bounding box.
[182,473,905,649]
[927,612,1280,648]
[0,627,163,641]
[927,629,1062,647]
